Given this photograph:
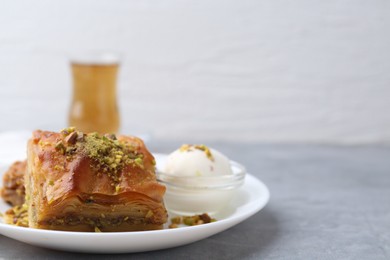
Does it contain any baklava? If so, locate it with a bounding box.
[1,160,26,206]
[23,128,167,232]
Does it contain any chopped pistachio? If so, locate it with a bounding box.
[145,210,154,218]
[179,144,214,161]
[169,223,178,229]
[94,226,101,232]
[55,141,65,154]
[171,213,215,228]
[195,144,214,161]
[4,204,29,227]
[61,127,76,136]
[38,140,50,147]
[171,216,182,224]
[183,216,196,226]
[134,157,143,167]
[199,213,212,223]
[54,165,64,171]
[104,133,117,140]
[64,131,78,144]
[66,146,77,154]
[179,144,191,152]
[196,220,204,225]
[76,131,85,142]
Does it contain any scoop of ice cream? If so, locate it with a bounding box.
[164,144,233,176]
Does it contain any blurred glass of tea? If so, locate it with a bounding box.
[68,52,120,134]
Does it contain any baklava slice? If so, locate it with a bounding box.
[25,129,167,232]
[1,160,26,206]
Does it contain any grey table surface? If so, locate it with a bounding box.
[0,141,389,260]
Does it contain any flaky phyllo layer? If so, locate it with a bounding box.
[17,128,167,232]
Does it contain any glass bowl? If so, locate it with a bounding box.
[156,160,246,215]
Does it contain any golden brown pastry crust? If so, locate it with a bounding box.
[1,160,26,206]
[25,130,167,232]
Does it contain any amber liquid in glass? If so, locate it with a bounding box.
[69,63,120,134]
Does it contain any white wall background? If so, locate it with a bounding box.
[0,0,389,144]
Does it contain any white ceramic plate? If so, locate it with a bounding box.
[0,154,269,253]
